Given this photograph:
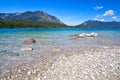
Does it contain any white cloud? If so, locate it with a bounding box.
[93,15,100,20]
[100,19,105,21]
[93,17,105,22]
[103,10,114,16]
[94,6,103,10]
[93,15,98,20]
[96,15,100,18]
[112,16,117,20]
[93,14,105,21]
[93,18,98,21]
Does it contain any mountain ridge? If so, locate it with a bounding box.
[0,11,120,28]
[80,20,120,28]
[0,11,64,24]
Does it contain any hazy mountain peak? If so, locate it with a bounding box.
[80,20,120,28]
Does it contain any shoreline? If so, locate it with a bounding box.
[0,44,120,80]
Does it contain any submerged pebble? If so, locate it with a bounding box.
[22,38,36,44]
[21,48,33,51]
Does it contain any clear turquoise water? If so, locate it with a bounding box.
[0,28,120,45]
[0,28,120,73]
[0,28,120,53]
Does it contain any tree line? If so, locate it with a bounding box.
[0,20,88,28]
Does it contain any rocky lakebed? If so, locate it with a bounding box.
[0,33,120,80]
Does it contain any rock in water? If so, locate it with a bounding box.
[70,36,77,41]
[22,38,36,44]
[21,48,33,51]
[90,32,98,37]
[52,47,61,52]
[71,32,98,39]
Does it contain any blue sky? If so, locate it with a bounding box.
[0,0,120,25]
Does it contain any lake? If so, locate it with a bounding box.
[0,28,120,74]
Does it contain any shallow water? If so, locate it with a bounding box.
[0,28,120,74]
[0,28,120,45]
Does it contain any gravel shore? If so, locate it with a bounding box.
[0,43,120,80]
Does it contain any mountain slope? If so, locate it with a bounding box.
[0,11,64,24]
[80,20,120,28]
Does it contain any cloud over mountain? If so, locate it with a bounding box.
[93,15,105,22]
[103,10,114,16]
[112,16,117,20]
